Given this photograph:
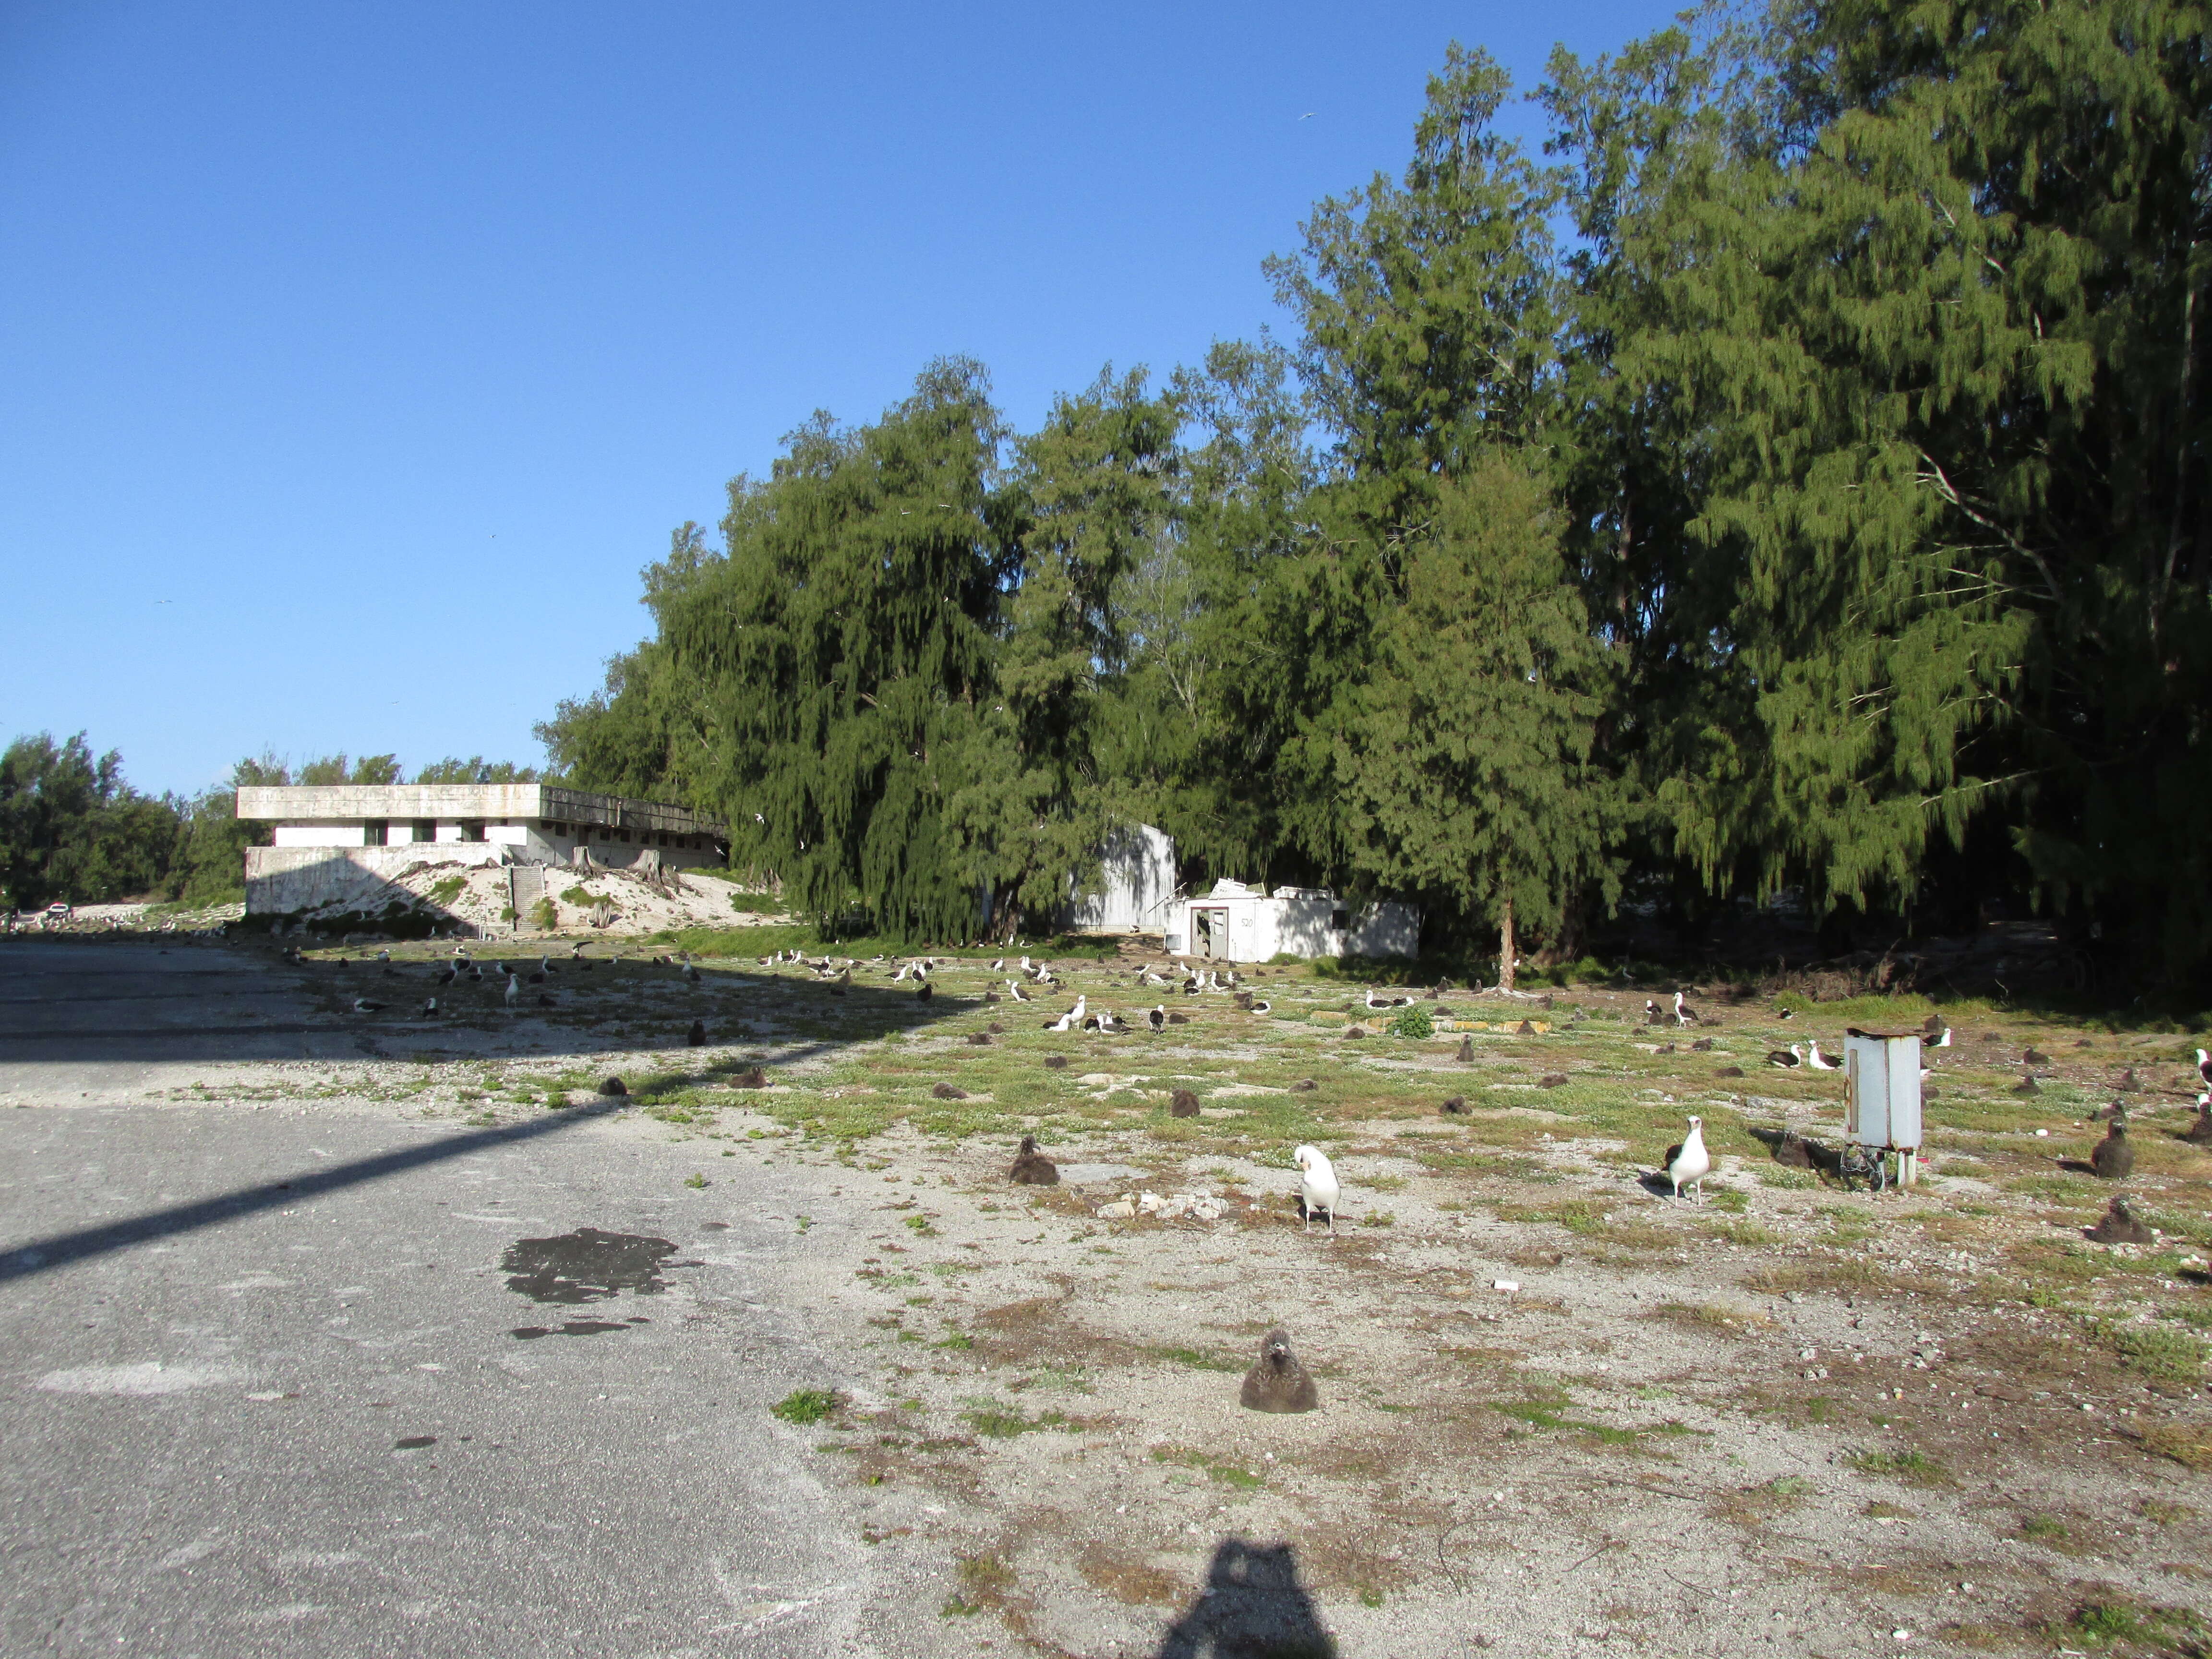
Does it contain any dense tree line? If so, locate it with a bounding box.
[542,0,2209,988]
[0,740,537,911]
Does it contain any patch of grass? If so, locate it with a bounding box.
[1152,1346,1243,1373]
[1493,1199,1610,1236]
[426,875,467,906]
[1361,1211,1396,1228]
[2057,1598,2210,1653]
[961,1402,1067,1439]
[941,1552,1014,1617]
[2101,1321,2208,1384]
[1492,1396,1642,1445]
[770,1388,838,1426]
[1705,1188,1750,1214]
[1652,1300,1762,1336]
[1152,1445,1264,1490]
[1703,1220,1779,1247]
[935,1332,974,1350]
[2139,1421,2212,1470]
[1845,1448,1954,1487]
[2020,1515,2069,1546]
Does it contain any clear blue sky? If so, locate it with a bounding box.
[1,0,1680,799]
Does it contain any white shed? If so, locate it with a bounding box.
[1163,881,1419,963]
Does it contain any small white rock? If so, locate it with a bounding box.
[1493,1279,1520,1293]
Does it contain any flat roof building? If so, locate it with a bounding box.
[1164,879,1419,962]
[235,784,725,916]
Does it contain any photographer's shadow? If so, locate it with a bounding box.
[1154,1539,1336,1659]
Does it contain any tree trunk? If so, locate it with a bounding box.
[1498,895,1516,991]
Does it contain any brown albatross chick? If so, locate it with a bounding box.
[2086,1194,2152,1245]
[2090,1119,2135,1179]
[2186,1094,2212,1145]
[1239,1329,1319,1414]
[1008,1135,1058,1185]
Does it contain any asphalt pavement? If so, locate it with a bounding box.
[0,943,907,1658]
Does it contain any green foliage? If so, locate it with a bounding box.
[1387,1004,1434,1038]
[297,752,401,786]
[1334,456,1619,976]
[0,733,176,908]
[415,757,540,784]
[530,3,2212,992]
[947,368,1178,938]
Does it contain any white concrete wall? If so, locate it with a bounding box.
[1163,893,1418,962]
[244,845,505,914]
[1065,824,1178,931]
[272,824,367,848]
[1348,902,1421,959]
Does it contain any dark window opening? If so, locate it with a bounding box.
[1330,909,1349,931]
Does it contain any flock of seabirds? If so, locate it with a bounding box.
[297,937,2212,1376]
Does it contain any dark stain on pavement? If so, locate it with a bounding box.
[500,1227,674,1304]
[508,1319,635,1340]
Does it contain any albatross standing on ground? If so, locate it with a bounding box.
[1662,1116,1711,1202]
[1294,1144,1339,1232]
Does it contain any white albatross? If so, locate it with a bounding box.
[1295,1144,1340,1233]
[1662,1116,1711,1202]
[1805,1039,1838,1070]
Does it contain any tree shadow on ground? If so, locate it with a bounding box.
[1153,1539,1336,1659]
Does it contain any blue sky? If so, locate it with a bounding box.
[1,1,1681,799]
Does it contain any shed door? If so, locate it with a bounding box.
[1194,907,1229,958]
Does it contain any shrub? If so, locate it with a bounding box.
[1389,1004,1434,1038]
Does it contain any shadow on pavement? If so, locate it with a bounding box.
[0,938,974,1064]
[0,1101,631,1286]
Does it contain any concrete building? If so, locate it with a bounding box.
[1163,879,1420,962]
[1062,824,1178,934]
[235,784,725,915]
